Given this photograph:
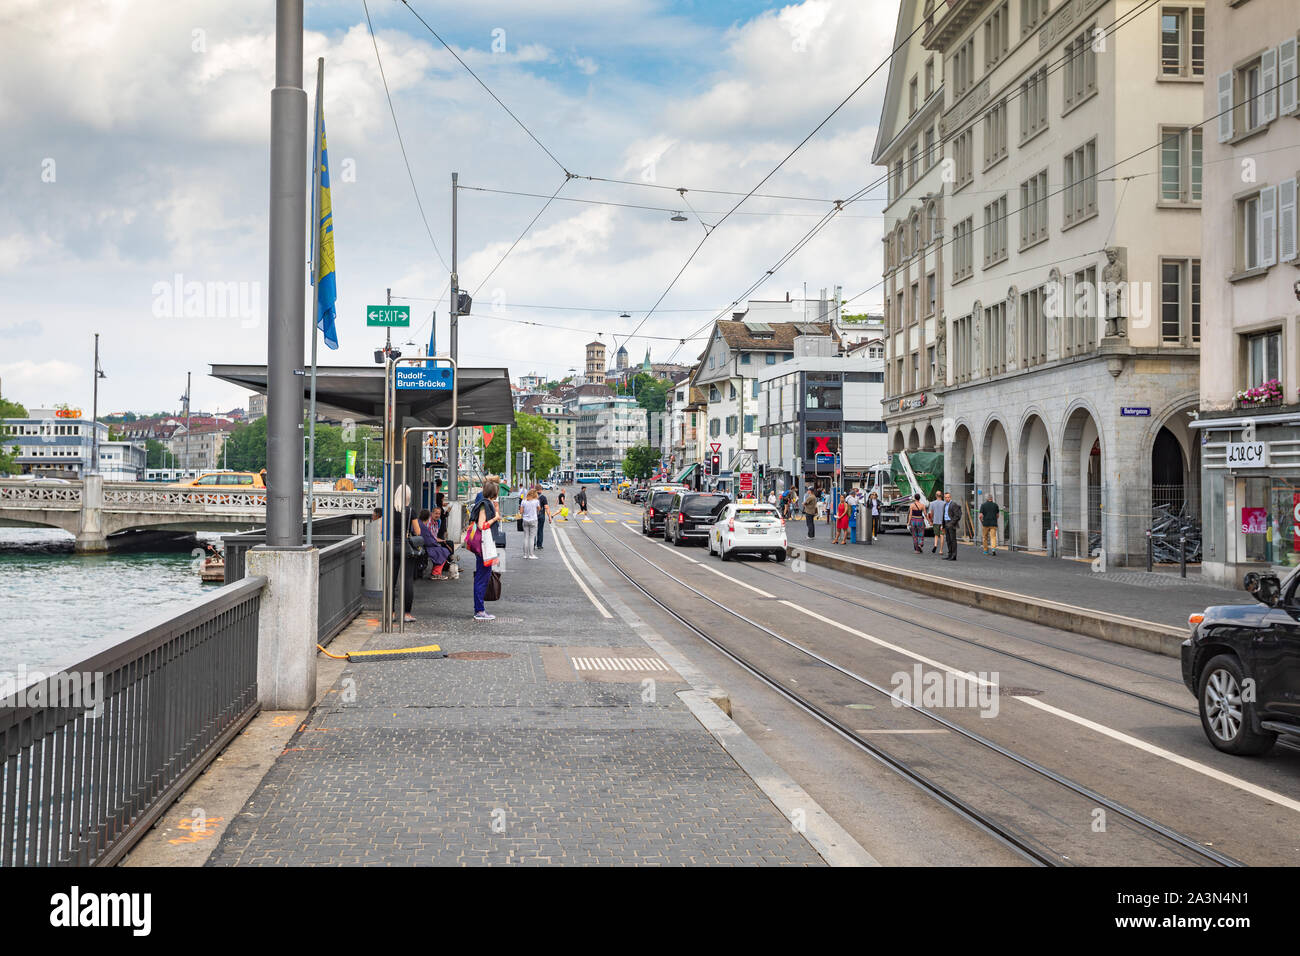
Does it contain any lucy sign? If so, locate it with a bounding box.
[1225,442,1268,467]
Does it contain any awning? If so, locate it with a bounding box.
[210,364,516,430]
[674,462,698,482]
[1189,412,1300,430]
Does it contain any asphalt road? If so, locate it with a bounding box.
[563,489,1300,867]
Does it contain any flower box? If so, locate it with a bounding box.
[1236,379,1284,408]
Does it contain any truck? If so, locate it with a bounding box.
[864,451,943,533]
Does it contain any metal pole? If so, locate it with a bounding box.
[506,424,512,489]
[449,172,458,510]
[382,354,393,632]
[306,57,323,547]
[184,371,191,476]
[266,0,307,546]
[1146,527,1153,572]
[1180,534,1187,578]
[90,333,100,476]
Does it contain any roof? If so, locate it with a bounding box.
[714,319,836,352]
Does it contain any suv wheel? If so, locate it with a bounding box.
[1198,654,1276,756]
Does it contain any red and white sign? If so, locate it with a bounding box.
[738,472,753,495]
[710,443,721,453]
[1242,507,1267,534]
[1293,493,1300,551]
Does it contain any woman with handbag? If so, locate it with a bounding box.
[520,489,541,560]
[467,477,501,621]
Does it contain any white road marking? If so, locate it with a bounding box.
[696,562,774,598]
[780,602,996,688]
[553,527,612,619]
[1014,695,1300,815]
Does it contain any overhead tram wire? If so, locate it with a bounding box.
[458,184,885,218]
[470,176,571,297]
[390,295,719,313]
[611,14,936,356]
[362,0,449,273]
[840,71,1294,310]
[398,0,571,176]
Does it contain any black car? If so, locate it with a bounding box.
[1181,570,1300,755]
[641,489,680,537]
[663,491,729,545]
[631,487,649,505]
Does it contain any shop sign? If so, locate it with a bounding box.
[1294,493,1300,551]
[54,408,82,419]
[1225,442,1269,467]
[1242,507,1267,534]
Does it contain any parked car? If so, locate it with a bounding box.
[662,490,729,546]
[1181,570,1300,756]
[708,502,787,561]
[631,487,649,505]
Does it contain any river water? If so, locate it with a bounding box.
[0,529,219,674]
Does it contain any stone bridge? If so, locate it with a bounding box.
[0,476,379,552]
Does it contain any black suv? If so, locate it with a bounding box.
[641,488,681,537]
[1182,570,1300,755]
[663,491,729,546]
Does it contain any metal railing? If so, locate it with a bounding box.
[0,577,264,867]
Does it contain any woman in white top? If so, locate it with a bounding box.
[521,489,541,559]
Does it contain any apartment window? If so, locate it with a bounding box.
[709,385,720,401]
[1063,139,1098,226]
[729,383,736,400]
[984,3,1009,69]
[1160,258,1201,343]
[744,414,756,434]
[1063,26,1098,111]
[911,281,920,324]
[1245,330,1281,387]
[892,159,904,200]
[1237,185,1282,272]
[765,352,777,365]
[806,383,842,410]
[983,302,1007,377]
[1160,6,1204,77]
[909,76,919,116]
[954,38,975,97]
[1020,65,1049,142]
[927,345,936,384]
[983,195,1008,267]
[1159,126,1202,204]
[925,57,935,98]
[1019,287,1047,367]
[1020,169,1049,247]
[927,201,940,242]
[925,126,937,170]
[926,272,937,316]
[984,99,1008,169]
[1022,0,1049,36]
[953,216,975,281]
[908,142,920,185]
[955,128,974,189]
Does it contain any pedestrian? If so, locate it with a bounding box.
[576,486,589,517]
[803,485,819,539]
[979,492,1000,555]
[768,489,777,507]
[928,490,946,555]
[907,493,928,553]
[833,494,850,545]
[535,485,549,550]
[469,477,501,621]
[521,489,541,560]
[390,507,417,623]
[942,491,962,561]
[418,508,450,579]
[557,487,568,521]
[868,491,881,540]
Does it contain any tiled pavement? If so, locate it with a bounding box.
[785,512,1252,628]
[207,520,823,866]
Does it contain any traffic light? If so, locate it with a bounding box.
[709,453,721,476]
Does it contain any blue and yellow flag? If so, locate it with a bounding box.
[311,81,339,350]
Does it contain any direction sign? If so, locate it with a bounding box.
[367,305,410,327]
[395,366,454,391]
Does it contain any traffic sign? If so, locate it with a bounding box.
[395,366,454,391]
[710,443,721,453]
[367,305,410,327]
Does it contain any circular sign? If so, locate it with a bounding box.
[1292,500,1300,525]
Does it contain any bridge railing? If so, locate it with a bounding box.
[0,576,264,867]
[0,479,378,513]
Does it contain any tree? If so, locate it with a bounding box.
[145,439,169,469]
[622,444,660,480]
[223,417,269,471]
[482,413,559,480]
[0,398,26,474]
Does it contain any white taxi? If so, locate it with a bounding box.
[707,501,787,562]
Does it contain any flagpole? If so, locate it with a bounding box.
[306,57,323,546]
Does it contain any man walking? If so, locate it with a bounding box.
[942,491,962,561]
[979,492,1000,555]
[536,485,550,550]
[803,485,819,539]
[928,490,946,555]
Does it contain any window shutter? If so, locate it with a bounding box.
[1262,47,1279,122]
[1280,179,1298,263]
[1217,71,1234,142]
[1281,38,1299,116]
[1260,184,1278,268]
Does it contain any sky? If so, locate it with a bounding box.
[0,0,897,417]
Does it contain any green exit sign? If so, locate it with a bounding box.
[366,305,410,327]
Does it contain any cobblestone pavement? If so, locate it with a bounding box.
[784,515,1252,628]
[208,525,823,866]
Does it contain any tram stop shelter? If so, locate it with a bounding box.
[210,363,515,504]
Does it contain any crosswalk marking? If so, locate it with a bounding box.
[571,656,669,672]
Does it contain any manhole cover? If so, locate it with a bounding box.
[448,651,512,660]
[999,686,1043,696]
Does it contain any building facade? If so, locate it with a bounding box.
[2,410,110,477]
[169,423,237,471]
[919,0,1204,562]
[875,0,949,459]
[758,353,889,494]
[521,395,578,474]
[96,440,147,481]
[1194,5,1300,585]
[574,395,647,467]
[584,340,607,385]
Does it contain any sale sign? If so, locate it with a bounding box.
[1241,507,1267,534]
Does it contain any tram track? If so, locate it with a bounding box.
[576,516,1239,868]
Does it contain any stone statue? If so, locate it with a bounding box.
[1005,286,1018,365]
[1102,247,1127,338]
[934,318,947,385]
[1046,268,1062,359]
[971,299,983,374]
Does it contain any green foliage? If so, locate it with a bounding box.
[482,413,560,479]
[0,398,26,474]
[145,439,169,469]
[0,398,28,419]
[622,444,660,480]
[222,417,269,472]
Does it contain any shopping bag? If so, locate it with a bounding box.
[485,570,502,602]
[481,530,499,564]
